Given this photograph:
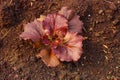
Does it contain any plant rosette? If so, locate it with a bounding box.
[20,7,83,67]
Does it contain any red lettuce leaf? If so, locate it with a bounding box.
[53,32,83,62]
[20,20,44,42]
[59,7,83,33]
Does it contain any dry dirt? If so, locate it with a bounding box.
[0,0,120,80]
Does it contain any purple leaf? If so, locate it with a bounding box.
[58,7,72,19]
[20,7,84,67]
[69,15,83,33]
[43,14,68,37]
[53,32,83,62]
[20,20,44,42]
[59,7,83,33]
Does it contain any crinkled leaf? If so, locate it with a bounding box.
[43,14,68,37]
[36,49,60,67]
[69,15,83,33]
[58,7,72,19]
[53,32,83,62]
[20,7,84,67]
[59,7,83,33]
[20,20,44,42]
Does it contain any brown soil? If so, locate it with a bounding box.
[0,0,120,80]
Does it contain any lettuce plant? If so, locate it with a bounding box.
[20,7,83,67]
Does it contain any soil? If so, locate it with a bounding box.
[0,0,120,80]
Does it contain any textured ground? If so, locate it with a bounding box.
[0,0,120,80]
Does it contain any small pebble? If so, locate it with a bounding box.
[75,75,80,80]
[88,14,91,17]
[98,10,104,14]
[59,71,67,80]
[95,33,100,37]
[50,71,56,77]
[105,0,117,10]
[14,74,19,78]
[107,15,113,20]
[12,67,17,71]
[112,19,119,25]
[118,1,120,4]
[108,2,117,10]
[29,56,38,62]
[103,45,108,49]
[96,21,99,24]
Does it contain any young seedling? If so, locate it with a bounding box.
[20,7,83,67]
